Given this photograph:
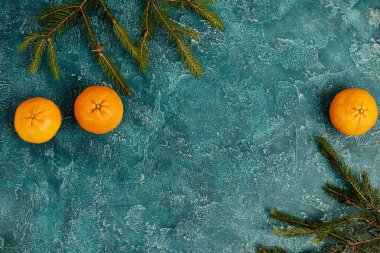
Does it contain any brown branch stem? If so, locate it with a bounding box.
[80,7,98,46]
[98,0,115,23]
[44,0,89,39]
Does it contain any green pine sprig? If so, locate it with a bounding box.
[137,0,155,70]
[95,51,131,95]
[153,2,203,76]
[96,0,140,64]
[258,136,380,253]
[28,38,47,75]
[257,245,287,253]
[37,4,81,25]
[47,38,60,80]
[139,0,223,76]
[18,34,42,53]
[19,0,223,95]
[80,6,131,95]
[165,0,224,30]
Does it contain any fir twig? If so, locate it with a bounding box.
[270,208,315,228]
[257,245,287,253]
[258,136,380,252]
[151,1,203,76]
[317,136,380,212]
[29,39,46,75]
[113,21,139,61]
[18,34,42,52]
[80,7,131,95]
[80,7,97,46]
[20,0,223,94]
[41,4,81,39]
[37,4,81,25]
[47,38,60,80]
[137,0,155,70]
[166,0,224,30]
[324,182,360,206]
[95,51,131,95]
[97,0,140,64]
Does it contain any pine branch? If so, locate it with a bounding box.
[325,244,346,253]
[37,4,81,25]
[316,136,380,210]
[47,38,60,80]
[258,136,380,252]
[95,51,131,95]
[347,231,380,252]
[21,2,82,77]
[80,7,97,46]
[187,0,224,29]
[137,0,155,70]
[80,7,131,95]
[20,1,85,81]
[273,227,315,237]
[257,245,288,253]
[29,39,47,75]
[324,183,360,206]
[355,238,380,252]
[152,2,203,76]
[175,38,203,76]
[270,209,315,228]
[113,21,140,61]
[174,26,200,41]
[96,0,140,64]
[271,214,357,245]
[166,0,224,29]
[19,34,42,52]
[361,171,380,207]
[21,0,224,94]
[40,3,82,39]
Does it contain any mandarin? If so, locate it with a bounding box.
[329,88,378,136]
[14,97,62,144]
[74,86,123,134]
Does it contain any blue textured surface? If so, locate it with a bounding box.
[2,0,380,252]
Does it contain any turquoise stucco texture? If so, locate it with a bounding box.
[1,0,380,252]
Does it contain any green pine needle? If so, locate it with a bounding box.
[137,1,155,70]
[96,0,140,64]
[95,51,131,95]
[29,39,47,75]
[153,4,203,76]
[324,182,359,205]
[183,0,224,30]
[175,26,200,41]
[80,8,97,46]
[316,135,380,210]
[258,136,380,252]
[175,38,203,76]
[141,2,155,41]
[272,227,315,237]
[257,245,287,253]
[270,209,313,228]
[113,21,140,63]
[167,0,224,29]
[39,4,80,39]
[37,4,80,25]
[311,235,323,245]
[47,39,60,80]
[80,6,132,96]
[19,34,42,52]
[21,0,223,94]
[137,37,150,70]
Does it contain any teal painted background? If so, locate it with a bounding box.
[1,0,380,252]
